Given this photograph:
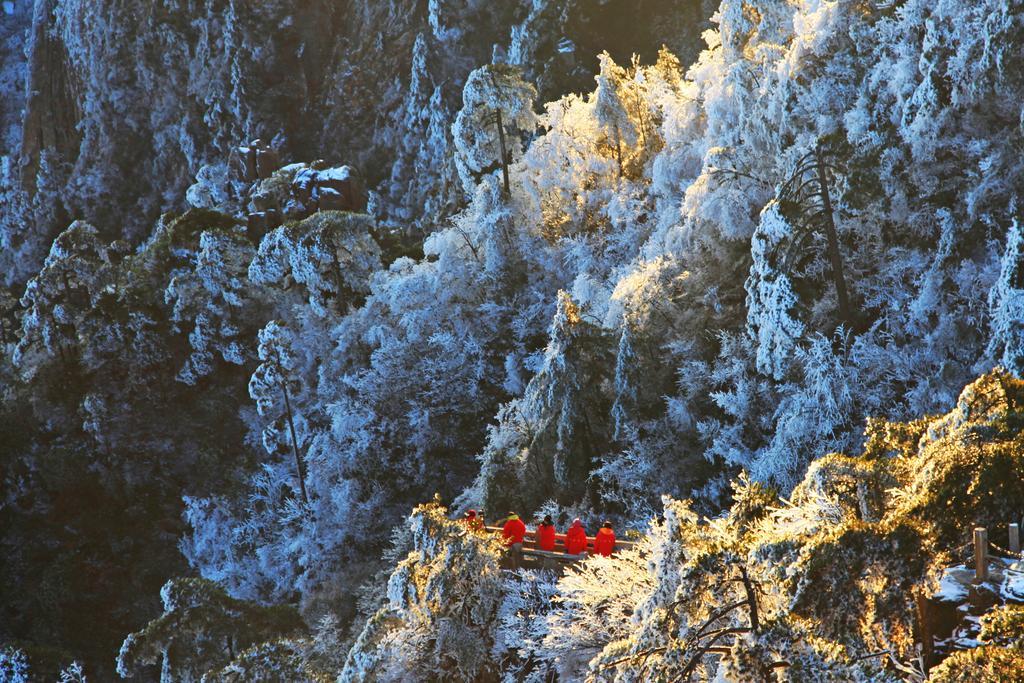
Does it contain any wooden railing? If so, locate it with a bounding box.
[916,519,1024,674]
[482,525,637,568]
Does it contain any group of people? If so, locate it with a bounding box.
[462,509,617,557]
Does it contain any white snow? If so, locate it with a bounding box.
[934,565,971,603]
[317,166,352,182]
[1000,562,1024,602]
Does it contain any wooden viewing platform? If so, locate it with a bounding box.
[482,525,637,570]
[914,521,1024,674]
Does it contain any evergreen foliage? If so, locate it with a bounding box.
[116,578,306,681]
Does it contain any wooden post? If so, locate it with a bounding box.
[1010,523,1021,555]
[973,527,988,583]
[510,542,522,570]
[915,589,934,673]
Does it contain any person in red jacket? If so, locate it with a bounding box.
[594,521,616,556]
[565,518,588,555]
[502,512,527,546]
[463,509,483,531]
[536,515,557,551]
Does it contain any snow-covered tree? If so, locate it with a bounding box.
[0,647,31,683]
[774,144,856,330]
[745,200,805,381]
[340,499,505,681]
[116,578,305,682]
[165,224,256,385]
[594,52,640,180]
[377,33,462,234]
[477,290,612,513]
[987,219,1024,376]
[541,543,653,679]
[57,661,87,683]
[249,211,382,319]
[13,220,110,377]
[452,63,538,195]
[249,320,311,504]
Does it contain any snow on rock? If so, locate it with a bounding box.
[1001,562,1024,602]
[316,166,353,182]
[934,565,972,603]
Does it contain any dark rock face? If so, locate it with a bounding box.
[19,0,81,191]
[0,0,31,156]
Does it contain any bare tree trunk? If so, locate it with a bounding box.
[279,373,309,504]
[739,565,760,633]
[495,108,510,197]
[614,122,623,178]
[815,145,854,330]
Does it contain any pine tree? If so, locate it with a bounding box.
[479,291,612,512]
[165,226,256,385]
[745,200,806,380]
[13,221,109,377]
[451,63,537,196]
[339,499,505,682]
[987,220,1024,376]
[594,52,639,179]
[249,320,310,504]
[775,143,855,331]
[116,578,306,682]
[248,212,381,318]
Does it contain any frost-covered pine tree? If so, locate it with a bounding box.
[987,219,1024,376]
[594,52,639,179]
[451,63,538,195]
[13,220,109,378]
[340,499,505,682]
[745,200,805,381]
[541,542,653,679]
[248,212,381,319]
[378,33,461,233]
[0,149,72,288]
[116,578,305,683]
[0,647,31,683]
[56,661,87,683]
[249,320,311,504]
[478,291,611,513]
[164,225,256,385]
[531,292,602,492]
